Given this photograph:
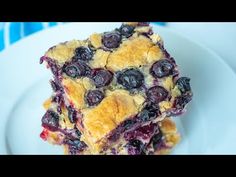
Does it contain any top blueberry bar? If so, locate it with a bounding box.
[40,22,193,153]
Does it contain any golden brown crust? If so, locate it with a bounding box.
[45,40,87,64]
[62,78,87,110]
[89,33,102,48]
[81,90,145,153]
[147,45,163,63]
[159,118,177,134]
[106,36,156,71]
[43,98,52,110]
[90,49,110,68]
[149,33,162,44]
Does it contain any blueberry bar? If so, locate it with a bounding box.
[39,22,192,154]
[41,97,180,155]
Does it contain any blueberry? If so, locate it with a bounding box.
[73,46,93,62]
[146,86,168,104]
[41,110,59,132]
[63,61,90,78]
[138,103,160,122]
[117,69,144,90]
[176,77,191,94]
[76,129,82,138]
[122,119,137,130]
[86,90,104,106]
[92,69,113,88]
[102,31,122,48]
[64,139,87,154]
[126,139,144,155]
[119,24,135,38]
[67,106,77,123]
[152,130,163,150]
[150,59,174,78]
[173,94,192,110]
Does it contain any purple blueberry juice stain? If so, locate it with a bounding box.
[124,123,158,142]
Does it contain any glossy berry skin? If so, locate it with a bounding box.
[173,94,192,110]
[102,32,122,48]
[176,77,191,94]
[86,90,104,106]
[150,59,174,78]
[41,110,59,132]
[137,103,160,122]
[63,61,90,78]
[64,138,87,155]
[146,86,168,104]
[119,24,135,38]
[73,46,93,62]
[117,69,144,90]
[92,69,113,88]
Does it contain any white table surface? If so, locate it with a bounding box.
[166,22,236,73]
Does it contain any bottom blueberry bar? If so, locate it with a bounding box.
[41,97,180,155]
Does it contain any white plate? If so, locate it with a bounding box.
[1,23,236,154]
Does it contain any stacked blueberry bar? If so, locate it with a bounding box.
[39,22,193,155]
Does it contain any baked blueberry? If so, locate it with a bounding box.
[146,86,168,104]
[86,90,104,106]
[117,69,144,90]
[150,59,174,78]
[102,31,121,48]
[63,61,90,78]
[41,110,59,132]
[92,69,113,88]
[119,24,135,38]
[176,77,191,94]
[73,46,93,62]
[64,138,87,154]
[137,102,160,122]
[126,139,144,155]
[173,94,192,110]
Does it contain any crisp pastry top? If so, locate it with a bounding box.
[80,90,145,152]
[44,24,163,69]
